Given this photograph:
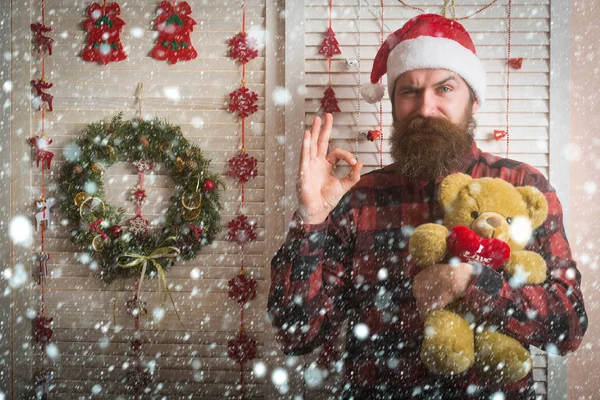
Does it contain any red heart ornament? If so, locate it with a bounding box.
[447,226,510,270]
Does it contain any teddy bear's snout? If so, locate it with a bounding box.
[473,213,510,240]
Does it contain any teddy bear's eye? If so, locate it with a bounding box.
[471,211,479,219]
[507,217,513,224]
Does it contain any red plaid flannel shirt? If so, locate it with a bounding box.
[268,145,587,399]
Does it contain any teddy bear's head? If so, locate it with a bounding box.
[438,173,548,251]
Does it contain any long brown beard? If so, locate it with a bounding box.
[389,111,476,181]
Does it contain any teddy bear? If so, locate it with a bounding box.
[408,173,549,383]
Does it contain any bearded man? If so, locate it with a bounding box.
[268,14,587,399]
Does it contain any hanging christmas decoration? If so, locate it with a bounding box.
[82,2,127,65]
[31,22,54,56]
[318,27,342,57]
[227,215,257,246]
[320,0,342,113]
[227,150,258,184]
[321,85,341,113]
[361,129,382,142]
[508,57,523,70]
[29,135,54,170]
[228,86,259,118]
[151,1,198,64]
[228,273,258,305]
[228,331,257,365]
[226,1,259,397]
[229,32,259,64]
[32,314,54,344]
[30,1,54,395]
[30,79,54,112]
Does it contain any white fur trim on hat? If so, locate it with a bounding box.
[361,81,386,104]
[386,36,486,105]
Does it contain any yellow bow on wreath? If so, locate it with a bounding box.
[117,238,185,328]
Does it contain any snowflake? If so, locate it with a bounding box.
[228,86,258,118]
[228,151,258,184]
[228,32,259,64]
[227,215,257,245]
[228,273,258,305]
[228,331,257,365]
[132,159,153,172]
[128,215,149,236]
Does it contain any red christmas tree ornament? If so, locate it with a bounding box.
[228,273,258,305]
[128,215,150,236]
[494,130,507,141]
[202,178,216,193]
[318,27,342,57]
[508,58,523,70]
[228,331,257,365]
[29,135,54,170]
[228,86,259,118]
[31,22,54,56]
[228,150,258,184]
[447,226,511,270]
[30,79,54,112]
[151,1,198,64]
[32,314,54,344]
[229,32,259,64]
[227,215,257,245]
[110,225,123,238]
[82,2,127,65]
[321,85,341,113]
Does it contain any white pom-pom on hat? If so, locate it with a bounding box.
[361,82,385,104]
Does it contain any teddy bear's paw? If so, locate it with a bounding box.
[409,224,449,267]
[504,251,547,285]
[475,329,532,384]
[420,310,475,375]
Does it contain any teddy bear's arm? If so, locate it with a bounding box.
[504,250,547,284]
[409,223,449,268]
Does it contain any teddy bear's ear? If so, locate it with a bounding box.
[438,173,473,210]
[517,186,549,228]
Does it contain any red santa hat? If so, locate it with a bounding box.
[362,14,486,106]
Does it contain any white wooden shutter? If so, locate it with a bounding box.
[298,0,554,398]
[12,0,272,397]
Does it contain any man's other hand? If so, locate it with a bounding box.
[412,262,474,321]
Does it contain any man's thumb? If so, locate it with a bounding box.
[341,161,363,189]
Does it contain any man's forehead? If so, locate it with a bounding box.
[395,70,467,86]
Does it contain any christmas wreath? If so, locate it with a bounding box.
[58,114,223,284]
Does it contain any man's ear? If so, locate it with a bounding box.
[471,100,480,115]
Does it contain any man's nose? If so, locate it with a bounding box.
[416,91,436,118]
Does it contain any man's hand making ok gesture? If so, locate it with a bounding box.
[296,113,364,225]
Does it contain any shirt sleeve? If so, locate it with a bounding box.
[267,194,355,356]
[462,173,588,355]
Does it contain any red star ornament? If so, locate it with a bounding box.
[321,85,341,113]
[228,273,258,305]
[228,331,257,365]
[228,150,258,184]
[318,27,342,57]
[228,86,259,118]
[227,215,257,245]
[229,32,259,64]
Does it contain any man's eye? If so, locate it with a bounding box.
[438,86,451,93]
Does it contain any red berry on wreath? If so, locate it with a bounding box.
[110,225,122,238]
[202,178,215,192]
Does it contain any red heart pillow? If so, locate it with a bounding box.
[447,226,510,270]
